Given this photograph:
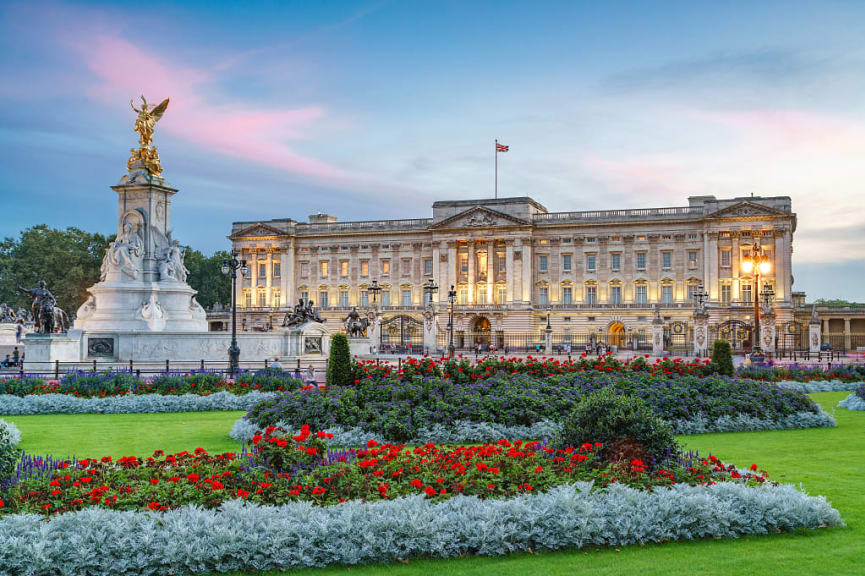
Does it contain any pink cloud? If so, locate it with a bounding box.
[73,34,347,181]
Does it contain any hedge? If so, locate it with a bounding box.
[0,482,842,576]
[0,391,276,416]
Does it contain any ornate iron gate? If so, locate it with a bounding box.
[717,320,753,352]
[379,315,423,353]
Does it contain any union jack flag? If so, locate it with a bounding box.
[496,143,509,152]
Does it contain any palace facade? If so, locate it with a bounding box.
[221,194,799,353]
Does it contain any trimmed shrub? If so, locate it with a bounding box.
[0,419,22,482]
[711,340,734,376]
[326,333,352,387]
[557,389,678,465]
[0,391,275,416]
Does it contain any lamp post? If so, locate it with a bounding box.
[693,283,709,309]
[368,279,382,305]
[423,278,439,307]
[221,252,248,377]
[447,284,457,357]
[740,242,772,362]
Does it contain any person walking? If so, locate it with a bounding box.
[15,321,23,343]
[305,364,316,386]
[12,347,19,367]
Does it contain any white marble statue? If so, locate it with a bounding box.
[102,222,144,280]
[158,240,189,282]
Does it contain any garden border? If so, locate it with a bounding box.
[775,380,864,393]
[838,393,865,411]
[0,391,275,416]
[230,408,837,446]
[0,482,842,576]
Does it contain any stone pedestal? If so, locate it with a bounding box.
[544,328,552,355]
[423,307,438,355]
[760,310,776,356]
[652,307,665,356]
[693,309,709,357]
[809,320,822,353]
[22,332,83,364]
[348,337,372,357]
[285,322,333,358]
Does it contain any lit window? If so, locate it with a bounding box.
[320,261,328,277]
[361,260,369,276]
[721,249,731,267]
[497,285,507,304]
[459,254,468,274]
[382,260,390,275]
[721,284,731,305]
[741,283,753,303]
[497,252,506,273]
[477,289,487,305]
[272,261,281,278]
[688,251,698,268]
[341,261,349,277]
[458,287,467,305]
[272,289,281,308]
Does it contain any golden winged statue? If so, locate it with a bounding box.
[127,95,170,176]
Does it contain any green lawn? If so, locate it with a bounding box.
[2,393,862,576]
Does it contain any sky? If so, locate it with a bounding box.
[1,0,864,301]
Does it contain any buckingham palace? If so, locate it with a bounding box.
[220,194,799,355]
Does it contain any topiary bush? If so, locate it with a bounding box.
[327,333,352,387]
[711,340,734,376]
[556,389,679,466]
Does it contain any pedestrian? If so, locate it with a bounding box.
[15,321,23,343]
[270,356,282,370]
[305,364,316,386]
[1,355,10,368]
[12,347,19,366]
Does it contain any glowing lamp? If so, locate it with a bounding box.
[759,259,771,274]
[740,258,754,273]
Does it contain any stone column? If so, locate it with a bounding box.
[761,309,776,356]
[693,308,709,357]
[809,310,822,354]
[544,324,552,355]
[423,306,438,354]
[652,308,665,356]
[844,318,851,351]
[731,234,740,301]
[432,243,441,305]
[467,240,475,304]
[486,241,494,305]
[521,240,533,305]
[448,241,457,295]
[505,241,514,303]
[265,251,273,306]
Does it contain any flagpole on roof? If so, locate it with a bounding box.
[494,138,498,199]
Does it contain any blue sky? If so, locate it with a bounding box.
[1,1,864,300]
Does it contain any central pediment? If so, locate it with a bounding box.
[230,222,288,239]
[429,206,531,230]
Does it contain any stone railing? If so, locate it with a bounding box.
[297,218,433,234]
[534,206,700,224]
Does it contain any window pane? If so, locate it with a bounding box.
[662,252,672,268]
[273,262,281,277]
[361,291,369,307]
[382,260,390,274]
[424,259,433,275]
[361,261,369,276]
[636,253,646,269]
[611,286,621,305]
[611,253,621,271]
[539,255,548,272]
[300,262,309,278]
[381,291,390,306]
[586,254,596,271]
[563,254,571,271]
[320,261,328,277]
[539,287,548,305]
[563,287,572,304]
[319,291,328,307]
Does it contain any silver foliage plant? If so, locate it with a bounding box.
[0,419,21,447]
[775,380,864,393]
[838,393,865,411]
[229,408,837,446]
[0,482,842,576]
[0,391,276,416]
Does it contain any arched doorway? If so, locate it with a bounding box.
[473,316,491,347]
[608,322,625,348]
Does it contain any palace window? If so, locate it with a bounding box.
[585,285,597,306]
[538,286,549,306]
[586,254,596,272]
[340,260,349,277]
[688,233,698,240]
[720,249,731,267]
[320,261,329,278]
[661,251,672,269]
[497,252,506,274]
[637,235,646,241]
[562,254,572,272]
[586,237,596,243]
[272,289,281,308]
[360,290,369,307]
[610,285,622,305]
[381,290,391,307]
[687,282,700,303]
[539,255,548,272]
[477,289,487,305]
[477,252,488,275]
[272,261,281,278]
[381,259,390,275]
[301,290,309,303]
[611,253,621,271]
[402,288,412,306]
[258,263,267,278]
[741,282,753,303]
[401,258,411,275]
[562,287,572,305]
[244,291,252,308]
[319,290,329,308]
[459,254,468,275]
[339,289,349,307]
[497,285,507,304]
[720,283,731,305]
[688,251,698,268]
[458,287,467,305]
[661,283,673,304]
[361,260,369,276]
[636,252,646,270]
[635,283,647,304]
[300,262,309,279]
[424,258,433,276]
[424,289,434,305]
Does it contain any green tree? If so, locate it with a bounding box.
[326,333,352,387]
[0,225,112,314]
[184,248,232,310]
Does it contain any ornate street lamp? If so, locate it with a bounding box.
[740,242,772,361]
[368,279,382,305]
[423,278,439,307]
[760,282,775,310]
[447,284,457,357]
[545,306,552,331]
[221,252,248,377]
[693,283,709,309]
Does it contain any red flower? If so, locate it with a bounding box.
[211,480,224,490]
[150,478,159,485]
[424,486,437,497]
[533,466,543,473]
[187,473,199,483]
[750,464,758,471]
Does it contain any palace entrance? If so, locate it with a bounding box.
[472,316,491,347]
[608,322,626,348]
[717,320,753,352]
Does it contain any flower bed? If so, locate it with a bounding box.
[244,371,829,442]
[838,385,865,411]
[0,367,302,398]
[0,427,843,576]
[737,363,865,383]
[0,391,275,416]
